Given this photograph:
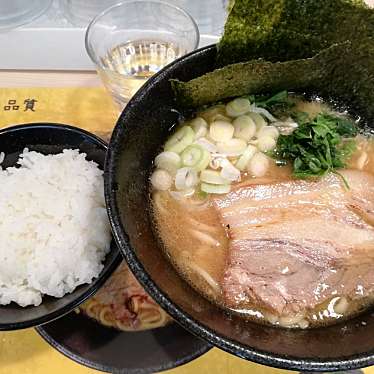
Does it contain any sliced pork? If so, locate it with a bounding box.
[214,170,374,316]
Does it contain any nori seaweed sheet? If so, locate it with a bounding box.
[172,39,374,122]
[319,38,374,122]
[171,48,326,106]
[217,0,372,66]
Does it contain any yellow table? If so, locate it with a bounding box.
[0,87,372,374]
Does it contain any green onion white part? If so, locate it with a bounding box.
[175,167,198,190]
[209,155,226,170]
[201,182,231,194]
[155,151,181,175]
[190,117,208,139]
[216,138,247,156]
[209,120,234,142]
[249,112,267,130]
[233,115,257,141]
[247,152,270,177]
[181,145,211,171]
[235,145,257,171]
[211,114,232,122]
[201,169,230,184]
[257,136,277,152]
[220,159,241,182]
[225,98,252,117]
[194,137,218,153]
[257,125,279,139]
[150,169,173,191]
[151,97,293,195]
[164,126,194,153]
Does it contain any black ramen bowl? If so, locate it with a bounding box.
[105,45,374,371]
[0,123,121,331]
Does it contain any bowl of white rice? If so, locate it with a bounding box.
[0,123,121,330]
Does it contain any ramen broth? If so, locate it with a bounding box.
[152,97,374,328]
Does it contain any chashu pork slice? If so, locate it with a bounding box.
[213,170,374,316]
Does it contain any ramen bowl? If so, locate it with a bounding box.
[0,123,121,330]
[105,45,374,371]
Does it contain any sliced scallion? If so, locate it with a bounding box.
[201,182,231,194]
[200,169,230,185]
[256,125,279,139]
[150,169,173,191]
[181,144,211,171]
[226,98,251,117]
[190,117,208,139]
[247,152,270,177]
[175,167,198,190]
[155,151,181,175]
[209,120,234,142]
[220,159,241,181]
[235,145,257,171]
[257,136,277,152]
[216,138,247,156]
[165,126,194,154]
[248,112,267,130]
[233,115,256,141]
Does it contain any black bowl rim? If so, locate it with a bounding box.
[0,122,122,331]
[105,45,374,372]
[36,322,212,374]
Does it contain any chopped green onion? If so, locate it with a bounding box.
[226,98,251,117]
[201,182,231,194]
[247,152,270,177]
[209,120,234,142]
[248,112,267,130]
[220,159,241,181]
[257,136,277,152]
[165,126,194,154]
[190,117,208,139]
[181,144,211,171]
[235,145,257,171]
[257,125,279,139]
[194,137,218,153]
[155,151,181,175]
[216,138,247,156]
[200,169,230,184]
[175,167,198,190]
[233,115,257,141]
[150,169,173,191]
[211,113,232,122]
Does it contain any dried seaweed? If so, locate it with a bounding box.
[171,43,339,107]
[319,38,374,121]
[172,39,374,123]
[217,0,372,66]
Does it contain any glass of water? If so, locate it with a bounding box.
[85,0,199,109]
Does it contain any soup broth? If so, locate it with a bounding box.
[151,95,374,328]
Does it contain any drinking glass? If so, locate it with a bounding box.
[85,0,199,109]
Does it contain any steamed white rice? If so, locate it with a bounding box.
[0,149,111,307]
